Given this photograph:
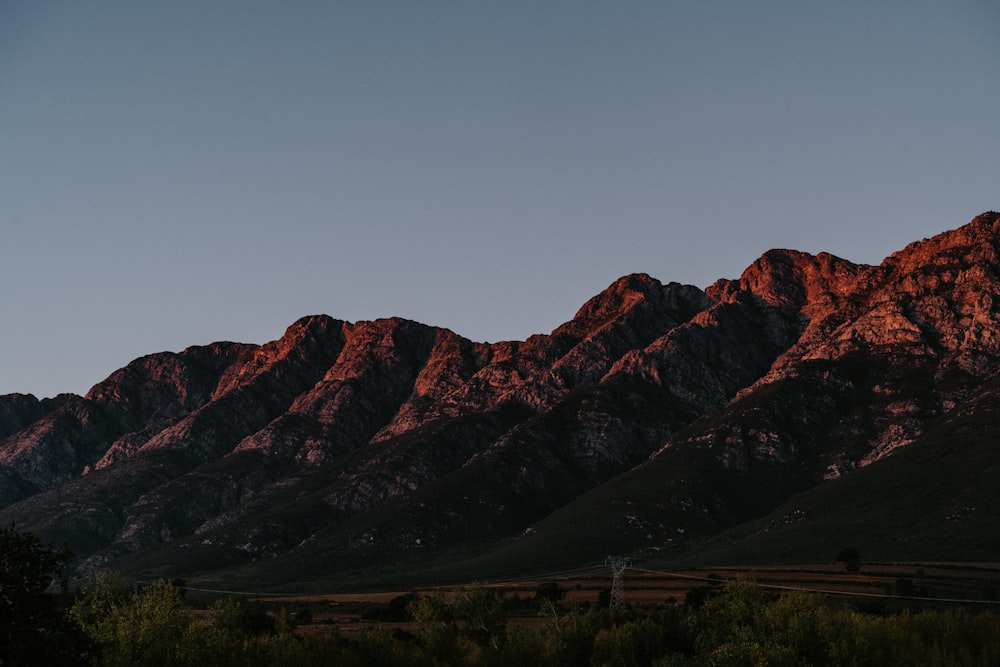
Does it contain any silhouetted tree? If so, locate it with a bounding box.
[836,547,860,563]
[0,525,90,666]
[837,547,862,574]
[534,581,567,605]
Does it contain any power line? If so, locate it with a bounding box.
[139,562,610,600]
[138,562,1000,607]
[629,566,1000,606]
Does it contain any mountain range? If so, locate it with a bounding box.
[3,212,999,588]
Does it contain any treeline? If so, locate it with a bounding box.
[3,526,1000,666]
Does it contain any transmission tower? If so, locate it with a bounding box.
[605,555,631,609]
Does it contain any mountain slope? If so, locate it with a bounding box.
[1,212,998,585]
[484,211,1000,571]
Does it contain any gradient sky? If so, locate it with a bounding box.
[1,1,998,398]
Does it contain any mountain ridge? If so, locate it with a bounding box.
[2,212,998,584]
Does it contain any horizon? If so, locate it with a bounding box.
[2,2,998,398]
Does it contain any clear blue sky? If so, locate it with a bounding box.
[1,1,997,398]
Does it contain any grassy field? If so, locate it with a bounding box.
[210,561,1000,638]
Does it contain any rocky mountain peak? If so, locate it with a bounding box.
[211,314,344,398]
[84,342,254,430]
[735,212,1000,464]
[708,248,866,316]
[566,273,665,327]
[886,211,1000,276]
[0,394,70,441]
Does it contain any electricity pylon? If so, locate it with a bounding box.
[605,555,631,609]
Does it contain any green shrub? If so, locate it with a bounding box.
[592,616,667,667]
[73,575,191,667]
[53,572,1000,667]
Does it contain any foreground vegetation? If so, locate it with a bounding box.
[4,527,1000,666]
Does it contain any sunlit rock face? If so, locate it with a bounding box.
[727,212,1000,471]
[1,212,999,579]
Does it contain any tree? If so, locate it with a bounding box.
[72,573,192,667]
[454,583,508,651]
[409,591,465,662]
[837,547,862,574]
[0,525,89,666]
[534,582,567,605]
[209,597,277,638]
[535,581,568,628]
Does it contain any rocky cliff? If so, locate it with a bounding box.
[2,212,999,584]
